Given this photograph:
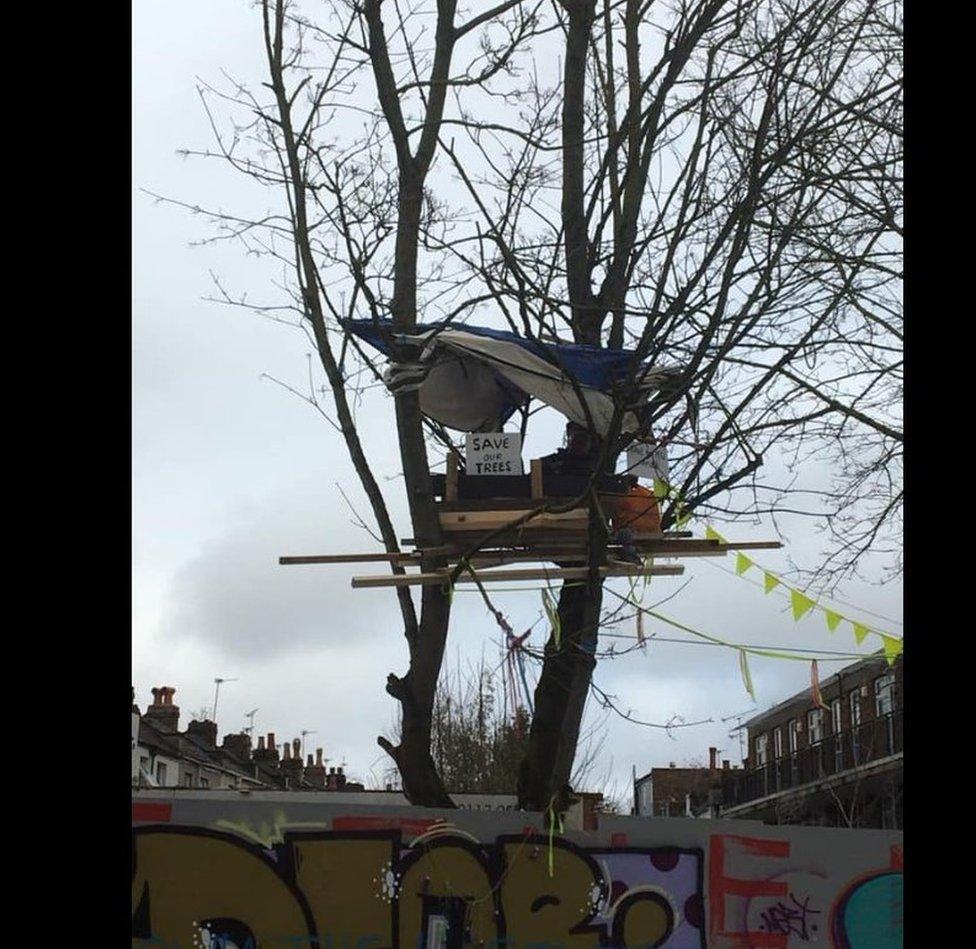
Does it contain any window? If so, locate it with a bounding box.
[183,773,195,788]
[849,691,862,727]
[788,719,800,753]
[774,728,783,759]
[200,777,210,789]
[756,733,769,766]
[830,697,844,770]
[875,673,895,716]
[830,698,843,734]
[808,708,824,744]
[155,762,168,786]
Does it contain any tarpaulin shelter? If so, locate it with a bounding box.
[342,319,682,435]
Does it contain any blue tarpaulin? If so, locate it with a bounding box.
[342,319,677,435]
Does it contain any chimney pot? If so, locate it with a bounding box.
[283,743,292,760]
[267,732,275,749]
[315,748,323,766]
[257,736,266,750]
[723,759,730,770]
[307,754,314,767]
[145,686,180,733]
[709,746,718,770]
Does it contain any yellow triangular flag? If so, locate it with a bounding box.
[881,634,902,665]
[653,478,670,501]
[824,609,843,632]
[736,552,754,575]
[791,589,816,621]
[705,525,724,542]
[764,572,780,594]
[738,649,755,700]
[852,622,869,645]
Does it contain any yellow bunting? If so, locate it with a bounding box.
[653,478,670,501]
[736,552,754,575]
[763,572,780,594]
[881,634,903,666]
[738,649,755,699]
[705,525,723,542]
[852,622,870,645]
[824,609,843,632]
[791,589,816,621]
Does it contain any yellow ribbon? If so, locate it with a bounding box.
[546,797,563,878]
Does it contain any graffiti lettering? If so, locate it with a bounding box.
[131,820,903,948]
[132,828,705,948]
[757,893,821,940]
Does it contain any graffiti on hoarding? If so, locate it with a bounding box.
[132,826,705,947]
[132,823,903,947]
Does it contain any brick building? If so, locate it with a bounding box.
[719,651,903,828]
[633,747,739,817]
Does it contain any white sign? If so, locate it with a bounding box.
[626,440,670,482]
[465,432,523,475]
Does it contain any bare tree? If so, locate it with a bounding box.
[173,0,900,809]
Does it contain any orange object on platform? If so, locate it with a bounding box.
[612,485,662,533]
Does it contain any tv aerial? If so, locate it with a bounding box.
[300,729,317,760]
[211,677,239,723]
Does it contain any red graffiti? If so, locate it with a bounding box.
[709,834,790,948]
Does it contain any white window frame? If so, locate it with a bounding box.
[788,719,800,754]
[807,708,824,744]
[849,690,862,727]
[773,727,783,759]
[830,698,843,734]
[756,733,769,766]
[875,673,895,716]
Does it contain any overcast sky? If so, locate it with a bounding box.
[132,0,903,801]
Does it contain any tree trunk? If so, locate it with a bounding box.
[518,504,606,811]
[518,574,604,811]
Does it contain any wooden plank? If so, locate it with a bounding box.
[715,541,782,551]
[530,458,543,500]
[445,452,459,502]
[401,531,694,545]
[439,509,589,532]
[352,564,684,589]
[280,547,457,566]
[281,538,780,568]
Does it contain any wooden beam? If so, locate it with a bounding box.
[400,531,694,545]
[530,458,543,500]
[280,546,457,565]
[281,539,781,567]
[445,452,459,502]
[351,564,684,589]
[438,509,589,532]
